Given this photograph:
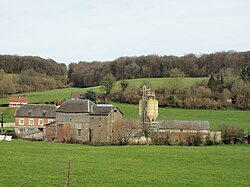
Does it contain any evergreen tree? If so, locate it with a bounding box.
[207,74,216,90]
[86,90,96,102]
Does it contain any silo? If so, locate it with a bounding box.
[146,99,158,122]
[139,99,142,116]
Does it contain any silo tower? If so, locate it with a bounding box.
[139,85,158,142]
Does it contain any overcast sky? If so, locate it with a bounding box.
[0,0,250,64]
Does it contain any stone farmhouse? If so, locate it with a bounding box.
[9,97,28,107]
[44,99,123,144]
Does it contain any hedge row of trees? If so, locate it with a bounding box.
[68,50,250,87]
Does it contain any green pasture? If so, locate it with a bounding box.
[115,103,250,131]
[117,77,208,90]
[0,140,249,187]
[0,107,16,123]
[0,77,207,105]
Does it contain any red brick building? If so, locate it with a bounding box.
[15,104,56,136]
[9,97,28,107]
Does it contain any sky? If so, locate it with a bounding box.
[0,0,250,64]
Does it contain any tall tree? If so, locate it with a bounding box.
[101,73,116,94]
[120,80,129,92]
[207,74,216,90]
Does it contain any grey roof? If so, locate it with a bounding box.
[157,120,210,130]
[57,99,123,115]
[15,104,57,118]
[56,99,95,113]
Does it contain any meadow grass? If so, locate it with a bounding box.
[114,103,250,131]
[117,77,208,90]
[0,140,249,187]
[0,107,16,123]
[0,77,207,105]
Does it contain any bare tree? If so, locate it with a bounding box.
[112,120,137,145]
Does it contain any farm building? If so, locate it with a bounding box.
[128,120,221,144]
[14,104,56,138]
[9,97,28,107]
[44,99,123,144]
[156,120,221,142]
[71,92,85,100]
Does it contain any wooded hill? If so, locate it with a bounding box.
[0,55,68,97]
[0,55,67,76]
[68,50,250,87]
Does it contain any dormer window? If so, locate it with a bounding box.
[28,110,32,115]
[42,110,47,116]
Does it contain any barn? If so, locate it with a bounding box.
[44,99,123,144]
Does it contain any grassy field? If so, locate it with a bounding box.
[0,107,16,123]
[0,77,207,105]
[115,103,250,131]
[117,77,208,90]
[0,140,249,187]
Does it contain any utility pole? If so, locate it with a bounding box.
[141,86,150,145]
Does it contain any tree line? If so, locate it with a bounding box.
[68,50,250,87]
[97,66,250,110]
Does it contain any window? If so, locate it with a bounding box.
[28,128,34,132]
[48,119,54,123]
[29,119,34,125]
[77,129,81,136]
[19,118,24,125]
[19,128,25,133]
[38,119,44,126]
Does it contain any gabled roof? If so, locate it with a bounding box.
[56,99,123,115]
[15,104,57,118]
[56,99,95,113]
[157,120,210,130]
[9,97,28,103]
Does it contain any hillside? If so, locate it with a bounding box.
[68,51,250,87]
[0,77,207,105]
[1,77,249,131]
[0,55,67,76]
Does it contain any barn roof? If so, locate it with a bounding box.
[56,99,95,113]
[15,104,57,118]
[56,99,123,115]
[157,120,210,130]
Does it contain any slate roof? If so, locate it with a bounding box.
[15,104,57,118]
[56,99,123,115]
[56,99,95,113]
[157,120,210,130]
